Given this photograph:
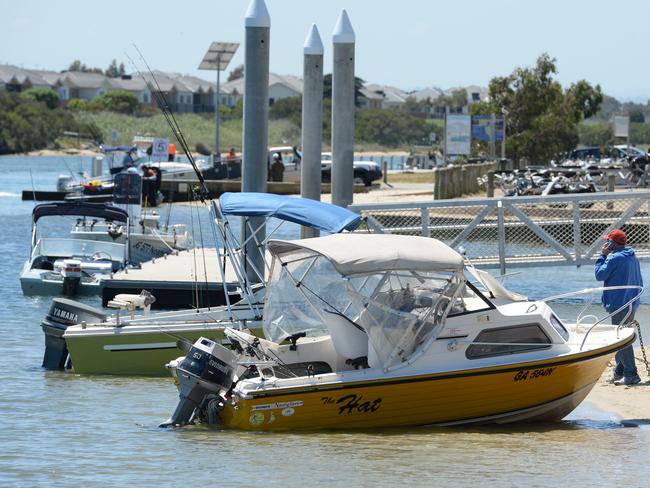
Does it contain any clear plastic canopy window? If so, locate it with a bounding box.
[263,249,463,370]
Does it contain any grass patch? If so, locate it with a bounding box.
[71,111,427,154]
[386,171,435,184]
[73,112,301,153]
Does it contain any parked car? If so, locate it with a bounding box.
[267,147,383,186]
[569,146,601,160]
[320,152,382,186]
[569,145,647,166]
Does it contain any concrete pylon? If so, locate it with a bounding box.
[242,0,270,282]
[300,24,324,239]
[331,9,355,208]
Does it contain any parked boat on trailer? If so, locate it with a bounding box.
[163,233,642,430]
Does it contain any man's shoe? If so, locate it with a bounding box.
[624,376,642,386]
[609,372,624,384]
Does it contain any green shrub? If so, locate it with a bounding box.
[94,90,139,114]
[0,91,81,154]
[21,87,60,109]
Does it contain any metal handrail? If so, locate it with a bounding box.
[541,285,644,350]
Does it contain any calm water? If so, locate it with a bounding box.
[1,156,649,487]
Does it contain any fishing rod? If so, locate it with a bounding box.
[126,47,209,202]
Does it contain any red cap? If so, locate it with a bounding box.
[605,229,627,245]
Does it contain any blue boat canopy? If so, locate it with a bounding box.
[32,202,129,223]
[219,192,361,233]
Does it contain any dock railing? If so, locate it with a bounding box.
[350,191,650,272]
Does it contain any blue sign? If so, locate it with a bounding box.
[471,116,504,142]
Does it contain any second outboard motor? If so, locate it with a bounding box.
[56,174,74,192]
[61,259,82,296]
[161,337,237,428]
[41,298,106,370]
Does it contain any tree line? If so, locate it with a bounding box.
[0,89,101,154]
[2,54,648,158]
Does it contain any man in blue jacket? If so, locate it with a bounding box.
[595,229,644,385]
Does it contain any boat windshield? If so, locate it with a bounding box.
[346,269,462,370]
[263,246,463,370]
[263,251,362,343]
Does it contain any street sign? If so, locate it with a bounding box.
[471,115,504,141]
[151,137,169,161]
[446,114,471,155]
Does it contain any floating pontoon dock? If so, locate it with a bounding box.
[100,248,242,309]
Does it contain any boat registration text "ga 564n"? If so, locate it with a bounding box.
[514,367,555,382]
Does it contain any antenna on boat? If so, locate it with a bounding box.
[126,47,209,203]
[457,245,493,298]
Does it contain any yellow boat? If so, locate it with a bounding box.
[163,234,640,430]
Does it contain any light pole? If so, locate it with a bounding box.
[198,42,239,164]
[501,107,508,162]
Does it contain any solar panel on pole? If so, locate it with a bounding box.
[198,42,240,162]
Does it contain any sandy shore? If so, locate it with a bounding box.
[586,347,650,422]
[25,148,102,157]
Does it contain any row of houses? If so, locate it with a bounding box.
[0,64,487,114]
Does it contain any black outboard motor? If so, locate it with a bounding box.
[41,298,106,370]
[161,337,238,427]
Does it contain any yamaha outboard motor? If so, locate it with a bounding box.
[161,337,238,427]
[41,298,106,370]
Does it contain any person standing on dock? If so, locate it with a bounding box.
[594,229,643,386]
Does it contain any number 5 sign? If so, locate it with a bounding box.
[152,137,169,161]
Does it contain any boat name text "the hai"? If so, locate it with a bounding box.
[322,394,383,415]
[514,367,555,382]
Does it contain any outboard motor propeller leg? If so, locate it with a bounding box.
[161,337,237,428]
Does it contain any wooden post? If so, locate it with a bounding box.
[382,160,388,184]
[461,166,468,197]
[451,166,460,198]
[440,167,448,199]
[607,173,616,209]
[487,170,495,198]
[433,167,440,200]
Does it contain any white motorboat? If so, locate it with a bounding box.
[20,202,129,296]
[163,233,642,430]
[39,192,363,375]
[70,210,192,264]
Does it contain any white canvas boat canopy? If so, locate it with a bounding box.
[267,234,464,276]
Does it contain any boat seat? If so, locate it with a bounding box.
[322,310,368,360]
[31,256,54,270]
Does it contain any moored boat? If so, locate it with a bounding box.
[40,192,362,375]
[20,202,129,296]
[163,233,642,430]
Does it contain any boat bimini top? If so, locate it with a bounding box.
[218,192,362,234]
[267,233,464,275]
[262,234,471,371]
[32,202,129,224]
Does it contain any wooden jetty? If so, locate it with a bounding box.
[100,248,243,309]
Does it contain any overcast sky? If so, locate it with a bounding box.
[3,0,648,101]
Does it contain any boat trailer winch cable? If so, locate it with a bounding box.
[127,47,209,202]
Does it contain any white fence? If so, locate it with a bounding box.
[350,191,650,272]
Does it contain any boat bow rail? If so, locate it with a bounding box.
[540,285,644,349]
